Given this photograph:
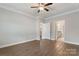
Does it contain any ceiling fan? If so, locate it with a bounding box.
[31,3,53,13]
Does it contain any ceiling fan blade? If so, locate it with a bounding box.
[31,6,38,8]
[38,10,40,13]
[41,3,45,5]
[45,3,53,6]
[44,8,49,11]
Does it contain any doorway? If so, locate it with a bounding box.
[40,22,51,40]
[55,20,65,41]
[40,22,51,48]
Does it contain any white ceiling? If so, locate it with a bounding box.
[0,3,79,18]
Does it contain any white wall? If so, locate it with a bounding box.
[0,8,37,47]
[65,12,79,44]
[46,11,79,44]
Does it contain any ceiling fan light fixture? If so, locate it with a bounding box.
[31,3,53,13]
[39,7,44,10]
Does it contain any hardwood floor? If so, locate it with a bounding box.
[0,39,79,56]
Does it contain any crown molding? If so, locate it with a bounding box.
[1,4,79,21]
[0,4,35,19]
[46,8,79,20]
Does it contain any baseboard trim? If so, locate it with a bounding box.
[0,39,36,48]
[1,39,79,49]
[64,41,79,45]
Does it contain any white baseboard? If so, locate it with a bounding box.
[64,41,79,45]
[0,39,36,48]
[1,39,79,49]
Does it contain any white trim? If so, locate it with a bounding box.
[0,39,36,48]
[46,8,79,20]
[1,39,79,49]
[64,41,79,45]
[0,4,35,19]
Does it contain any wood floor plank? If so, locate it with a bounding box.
[0,40,79,56]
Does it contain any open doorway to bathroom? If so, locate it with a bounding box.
[55,20,65,41]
